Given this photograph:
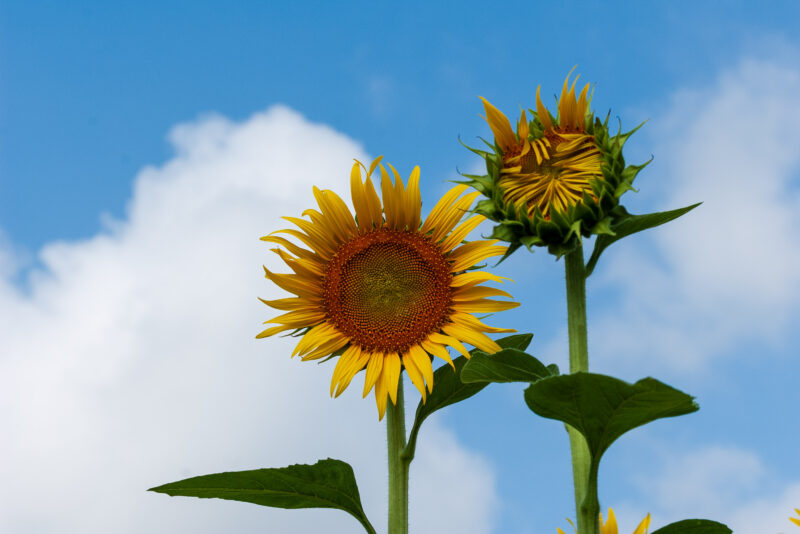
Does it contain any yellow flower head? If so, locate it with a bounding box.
[469,68,648,257]
[791,508,800,527]
[258,157,519,418]
[557,509,651,534]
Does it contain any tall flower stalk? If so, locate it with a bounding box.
[465,69,707,534]
[386,382,409,534]
[564,243,596,533]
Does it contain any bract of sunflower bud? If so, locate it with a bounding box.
[464,70,650,258]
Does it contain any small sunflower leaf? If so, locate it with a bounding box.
[461,348,550,384]
[585,203,701,276]
[651,519,732,534]
[405,334,526,460]
[405,355,487,461]
[149,459,377,534]
[524,373,698,462]
[497,333,533,351]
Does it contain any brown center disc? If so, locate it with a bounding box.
[322,228,453,353]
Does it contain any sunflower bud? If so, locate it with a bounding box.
[465,69,649,258]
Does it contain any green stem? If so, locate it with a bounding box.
[564,243,597,534]
[386,380,409,534]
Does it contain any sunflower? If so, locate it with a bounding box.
[791,508,800,527]
[557,508,651,534]
[257,157,518,418]
[467,69,648,257]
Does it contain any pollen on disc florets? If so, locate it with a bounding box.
[322,228,453,354]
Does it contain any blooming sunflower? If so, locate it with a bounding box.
[257,157,518,418]
[466,68,649,257]
[791,508,800,527]
[557,508,651,534]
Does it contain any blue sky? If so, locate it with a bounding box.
[2,2,800,533]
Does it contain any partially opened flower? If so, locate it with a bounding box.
[258,157,518,418]
[556,508,651,534]
[468,68,649,257]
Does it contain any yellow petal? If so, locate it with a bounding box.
[439,215,485,253]
[258,296,315,311]
[300,335,349,361]
[292,322,338,357]
[383,353,402,404]
[255,324,295,339]
[363,352,384,397]
[442,323,501,354]
[517,109,529,139]
[600,508,618,534]
[375,369,389,420]
[427,332,471,359]
[380,164,399,230]
[429,191,480,243]
[451,311,516,334]
[451,271,511,288]
[281,216,338,255]
[453,286,514,300]
[452,298,520,313]
[366,156,383,178]
[386,163,408,229]
[330,345,360,396]
[402,351,427,402]
[270,228,333,259]
[313,187,357,240]
[633,513,651,534]
[449,241,507,272]
[259,234,318,262]
[408,344,434,393]
[479,96,517,152]
[266,308,326,327]
[263,267,320,299]
[350,161,373,231]
[335,347,371,397]
[421,339,454,369]
[536,85,553,130]
[406,166,422,230]
[271,248,323,278]
[420,184,469,234]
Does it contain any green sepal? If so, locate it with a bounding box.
[149,459,377,534]
[461,347,551,384]
[585,202,701,276]
[651,519,732,534]
[524,373,698,463]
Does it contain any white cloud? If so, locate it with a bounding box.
[622,444,800,534]
[591,56,800,374]
[634,445,765,520]
[0,106,497,533]
[731,483,800,534]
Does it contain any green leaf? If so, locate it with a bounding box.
[404,334,530,460]
[524,373,698,462]
[405,355,487,461]
[461,348,550,384]
[149,459,376,534]
[585,203,701,276]
[496,333,533,351]
[651,519,732,534]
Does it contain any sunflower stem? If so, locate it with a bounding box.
[564,243,597,534]
[386,380,409,534]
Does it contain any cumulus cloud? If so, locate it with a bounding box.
[622,444,800,534]
[0,106,497,533]
[591,56,800,374]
